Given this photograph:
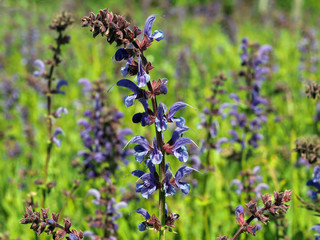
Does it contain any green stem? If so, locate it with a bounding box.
[146,81,166,240]
[41,30,62,208]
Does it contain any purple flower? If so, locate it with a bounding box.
[215,137,228,152]
[131,160,158,199]
[51,127,64,147]
[87,188,101,206]
[33,59,45,77]
[171,166,195,194]
[231,179,243,195]
[134,56,150,87]
[78,78,92,93]
[150,138,163,164]
[53,107,68,118]
[164,163,176,196]
[117,79,147,107]
[248,133,263,148]
[132,99,154,126]
[155,103,167,131]
[255,183,269,198]
[114,48,129,61]
[144,15,164,42]
[121,57,133,77]
[136,208,150,231]
[167,102,189,127]
[130,136,150,163]
[235,205,243,217]
[164,127,194,162]
[312,224,320,240]
[56,79,68,95]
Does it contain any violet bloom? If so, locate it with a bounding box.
[131,160,158,199]
[144,15,164,42]
[155,102,167,132]
[53,107,68,118]
[235,205,244,217]
[312,224,320,240]
[171,166,195,194]
[307,166,320,199]
[33,59,45,77]
[78,78,92,93]
[130,136,151,163]
[130,136,163,164]
[121,57,133,77]
[51,127,64,147]
[134,56,150,87]
[136,208,150,231]
[117,79,147,107]
[164,163,176,196]
[155,102,188,132]
[55,79,68,95]
[132,99,153,126]
[164,127,194,163]
[114,48,129,61]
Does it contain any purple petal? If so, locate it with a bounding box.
[114,48,129,61]
[136,208,150,220]
[150,138,163,164]
[33,59,45,77]
[155,102,167,132]
[131,170,145,178]
[175,166,194,181]
[173,137,193,151]
[52,127,64,147]
[144,15,157,38]
[130,136,150,149]
[235,205,243,217]
[117,79,139,93]
[171,127,189,144]
[168,102,187,119]
[78,78,92,93]
[56,79,68,95]
[53,107,68,118]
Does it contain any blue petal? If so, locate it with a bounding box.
[136,208,150,220]
[114,48,129,61]
[168,102,187,119]
[144,15,157,38]
[56,79,68,95]
[117,79,139,93]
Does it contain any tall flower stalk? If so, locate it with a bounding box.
[32,12,73,207]
[82,9,197,239]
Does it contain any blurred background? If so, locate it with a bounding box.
[1,0,320,239]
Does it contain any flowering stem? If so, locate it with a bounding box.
[42,30,62,208]
[146,81,166,239]
[230,211,262,240]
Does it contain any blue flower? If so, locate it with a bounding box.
[171,166,195,194]
[55,79,68,95]
[144,15,164,42]
[134,56,150,87]
[51,127,64,147]
[164,127,194,162]
[130,136,151,163]
[132,99,154,126]
[117,79,147,107]
[33,59,45,77]
[136,208,150,231]
[131,160,158,199]
[114,48,129,61]
[155,103,167,132]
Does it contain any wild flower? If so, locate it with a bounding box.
[82,9,197,239]
[77,79,133,178]
[217,190,292,240]
[20,206,83,239]
[219,37,273,162]
[231,166,269,200]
